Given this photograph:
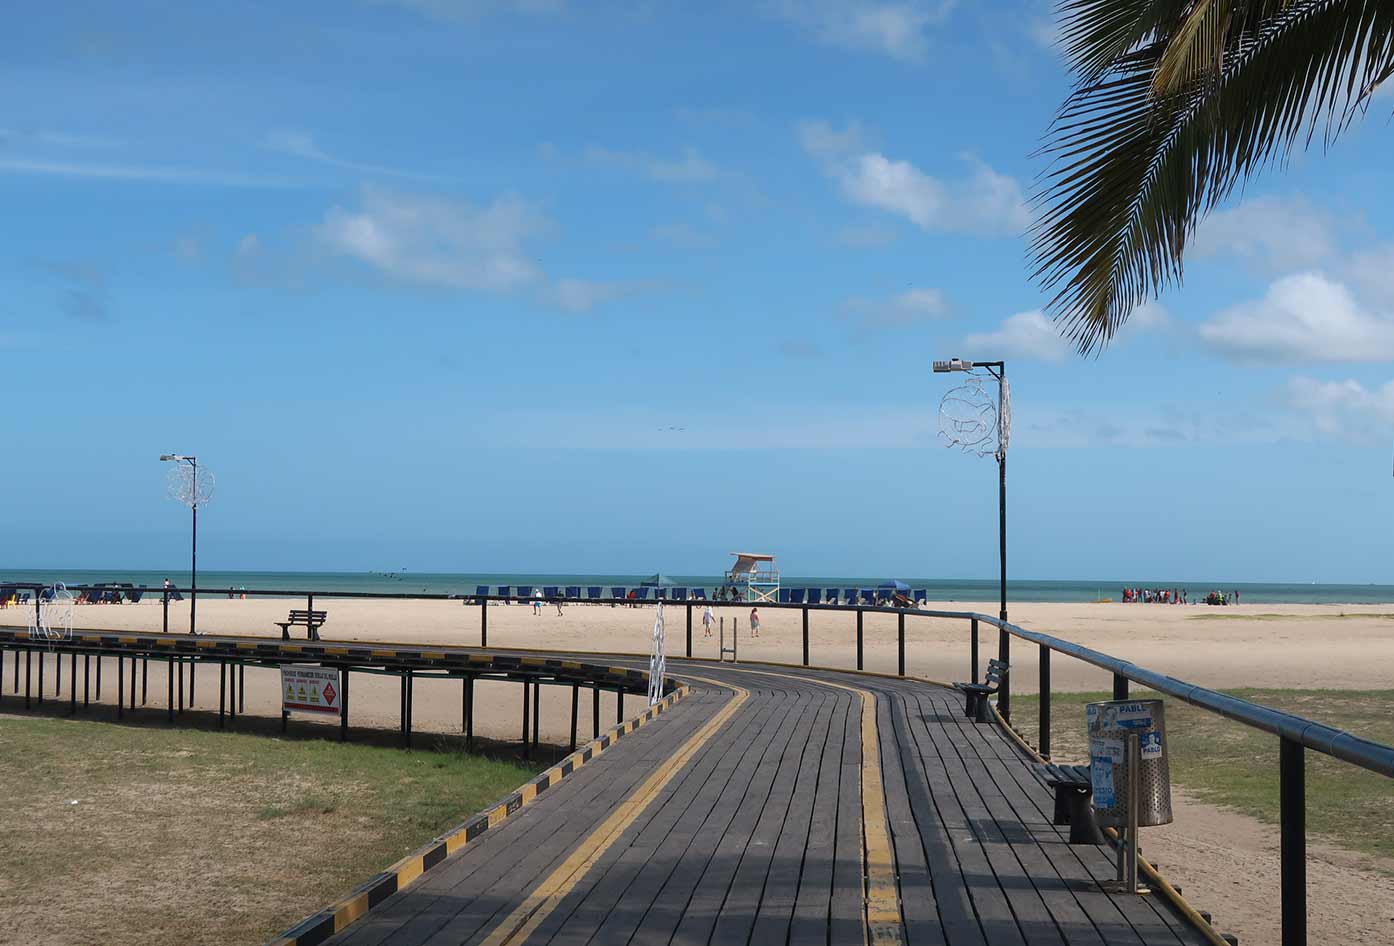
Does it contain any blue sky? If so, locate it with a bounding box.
[4,0,1394,582]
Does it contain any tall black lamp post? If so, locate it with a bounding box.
[933,357,1011,715]
[160,454,202,635]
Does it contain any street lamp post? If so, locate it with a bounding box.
[161,454,201,635]
[933,358,1011,716]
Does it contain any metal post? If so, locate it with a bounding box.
[1039,644,1051,758]
[340,668,349,741]
[522,679,530,757]
[1126,733,1140,892]
[167,657,174,723]
[1113,673,1129,702]
[38,650,44,705]
[177,656,184,713]
[481,597,488,647]
[616,688,623,724]
[686,604,692,658]
[96,654,102,700]
[802,607,809,666]
[998,627,1010,722]
[897,611,905,677]
[569,684,579,752]
[142,657,148,705]
[132,654,138,708]
[592,686,600,738]
[1281,738,1307,946]
[229,663,237,719]
[69,652,76,714]
[84,654,90,708]
[239,665,245,713]
[406,671,414,746]
[117,656,123,719]
[190,493,198,635]
[465,675,474,751]
[24,648,31,709]
[219,662,226,729]
[971,617,979,681]
[531,678,540,750]
[163,589,169,634]
[856,610,864,671]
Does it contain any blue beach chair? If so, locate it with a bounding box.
[543,586,560,598]
[565,586,581,599]
[790,588,806,604]
[843,589,857,605]
[777,588,791,603]
[587,586,602,601]
[671,587,687,600]
[610,586,626,600]
[913,588,927,604]
[128,587,146,604]
[516,585,532,598]
[631,587,649,601]
[859,589,874,606]
[807,588,822,605]
[496,585,511,602]
[692,588,707,600]
[475,585,489,599]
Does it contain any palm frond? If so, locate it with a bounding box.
[1034,0,1394,354]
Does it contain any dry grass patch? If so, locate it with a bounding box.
[0,714,538,945]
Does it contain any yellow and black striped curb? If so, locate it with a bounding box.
[265,683,692,946]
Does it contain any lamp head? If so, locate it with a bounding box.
[932,357,972,373]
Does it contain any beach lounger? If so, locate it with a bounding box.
[171,589,184,601]
[807,588,822,604]
[777,588,791,604]
[128,587,146,604]
[565,586,581,599]
[824,589,841,605]
[691,588,707,600]
[543,586,560,598]
[475,585,489,599]
[671,587,687,600]
[496,585,511,602]
[842,589,857,606]
[860,589,875,606]
[516,585,532,599]
[586,586,602,600]
[631,588,649,601]
[913,588,927,604]
[610,586,626,600]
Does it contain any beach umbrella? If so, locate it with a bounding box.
[878,580,910,593]
[641,573,675,588]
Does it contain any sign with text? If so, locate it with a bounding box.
[281,665,341,715]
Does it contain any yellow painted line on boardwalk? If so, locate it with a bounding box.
[713,665,904,946]
[479,676,749,946]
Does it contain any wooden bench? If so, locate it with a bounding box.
[954,658,1007,723]
[1039,762,1106,845]
[276,609,327,641]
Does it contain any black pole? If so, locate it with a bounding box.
[481,598,488,647]
[167,658,174,723]
[96,654,102,700]
[1113,673,1129,702]
[238,665,245,713]
[856,610,864,671]
[340,668,349,741]
[38,650,44,705]
[56,646,62,696]
[897,611,905,677]
[532,679,540,750]
[465,675,474,751]
[802,607,809,666]
[997,627,1010,722]
[190,494,198,636]
[592,686,600,738]
[219,662,226,729]
[616,688,623,724]
[686,604,692,658]
[117,656,123,719]
[406,671,414,746]
[69,652,76,714]
[1039,644,1051,758]
[229,662,237,719]
[998,451,1007,625]
[177,657,184,714]
[569,683,579,753]
[1281,738,1307,946]
[24,648,31,709]
[971,617,980,681]
[162,589,169,633]
[132,654,138,708]
[522,679,531,758]
[142,657,148,705]
[84,654,90,708]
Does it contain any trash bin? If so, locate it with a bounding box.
[1085,698,1173,828]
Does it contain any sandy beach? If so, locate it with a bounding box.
[4,595,1391,943]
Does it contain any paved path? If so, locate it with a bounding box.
[324,659,1212,946]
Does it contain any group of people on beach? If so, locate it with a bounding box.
[701,605,760,637]
[1122,587,1241,605]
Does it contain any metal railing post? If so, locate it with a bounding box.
[686,604,692,658]
[971,617,979,682]
[856,610,863,671]
[1281,738,1307,946]
[481,597,488,647]
[998,626,1010,722]
[162,589,169,633]
[1039,644,1050,758]
[802,608,809,666]
[1113,673,1129,702]
[897,611,905,676]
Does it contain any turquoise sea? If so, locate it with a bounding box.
[2,569,1393,604]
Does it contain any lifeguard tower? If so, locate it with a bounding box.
[725,552,780,603]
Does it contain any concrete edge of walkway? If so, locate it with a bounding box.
[264,682,694,946]
[989,701,1234,946]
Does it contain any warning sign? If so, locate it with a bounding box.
[281,665,342,715]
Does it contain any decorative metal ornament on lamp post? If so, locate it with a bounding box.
[161,455,214,635]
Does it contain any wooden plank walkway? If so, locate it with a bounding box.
[322,660,1214,946]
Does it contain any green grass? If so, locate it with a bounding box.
[0,715,540,946]
[1009,689,1394,864]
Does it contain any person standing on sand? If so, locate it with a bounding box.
[750,607,760,637]
[533,589,543,616]
[555,596,564,616]
[702,605,714,637]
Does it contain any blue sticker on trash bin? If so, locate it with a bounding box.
[1140,731,1163,760]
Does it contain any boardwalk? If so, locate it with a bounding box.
[322,660,1212,946]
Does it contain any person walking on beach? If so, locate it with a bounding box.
[555,595,564,617]
[532,589,543,616]
[702,604,714,637]
[750,607,760,638]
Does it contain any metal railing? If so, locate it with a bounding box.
[3,580,1391,945]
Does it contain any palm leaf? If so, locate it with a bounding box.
[1035,0,1394,354]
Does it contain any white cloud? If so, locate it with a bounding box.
[842,287,949,327]
[313,188,548,292]
[799,120,1029,235]
[1348,243,1394,307]
[544,278,628,313]
[0,157,295,188]
[1199,272,1394,363]
[1285,377,1394,443]
[583,145,719,183]
[1193,196,1338,272]
[963,309,1071,361]
[767,1,957,62]
[265,130,446,181]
